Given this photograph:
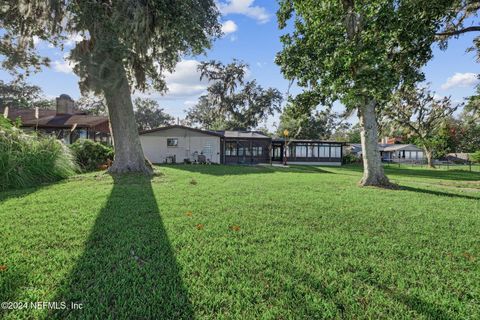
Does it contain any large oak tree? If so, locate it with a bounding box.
[276,0,454,186]
[0,1,221,174]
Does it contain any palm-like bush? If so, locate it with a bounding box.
[0,122,77,191]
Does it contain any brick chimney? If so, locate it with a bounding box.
[56,94,76,114]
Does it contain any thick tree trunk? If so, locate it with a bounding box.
[424,148,435,168]
[103,67,152,175]
[358,100,391,187]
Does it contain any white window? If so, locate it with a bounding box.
[331,146,341,158]
[319,146,329,157]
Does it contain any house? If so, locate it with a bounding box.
[1,94,111,144]
[139,125,344,166]
[348,143,425,163]
[445,153,471,164]
[140,125,223,164]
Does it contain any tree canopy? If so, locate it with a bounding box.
[276,0,456,186]
[276,102,345,140]
[0,80,53,110]
[185,60,283,130]
[1,0,221,174]
[134,98,173,132]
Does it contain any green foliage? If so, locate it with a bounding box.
[0,165,479,318]
[0,126,76,190]
[0,116,14,129]
[134,98,173,131]
[186,60,283,130]
[384,85,459,159]
[276,102,342,139]
[0,80,54,110]
[276,0,453,108]
[471,151,480,163]
[75,94,107,116]
[343,152,359,164]
[0,1,221,92]
[69,139,113,172]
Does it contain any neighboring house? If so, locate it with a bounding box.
[139,125,344,166]
[348,143,425,162]
[1,94,111,144]
[445,153,471,164]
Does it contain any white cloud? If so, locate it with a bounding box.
[441,72,479,90]
[221,20,238,35]
[161,60,208,98]
[219,0,271,24]
[65,33,84,47]
[52,54,75,74]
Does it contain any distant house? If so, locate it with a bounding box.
[1,94,111,144]
[348,143,424,163]
[139,125,344,166]
[445,153,471,164]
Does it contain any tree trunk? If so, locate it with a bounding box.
[358,100,391,187]
[424,148,435,168]
[103,67,152,175]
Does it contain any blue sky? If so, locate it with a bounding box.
[1,0,478,130]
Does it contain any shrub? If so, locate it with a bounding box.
[70,139,114,172]
[0,126,77,191]
[343,152,359,164]
[470,151,480,164]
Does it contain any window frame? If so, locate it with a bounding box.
[167,138,179,147]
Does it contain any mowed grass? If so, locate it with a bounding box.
[0,164,479,319]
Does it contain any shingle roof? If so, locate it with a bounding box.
[2,108,109,128]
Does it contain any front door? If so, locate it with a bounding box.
[272,143,283,162]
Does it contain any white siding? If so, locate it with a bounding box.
[140,127,221,164]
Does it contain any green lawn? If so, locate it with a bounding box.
[0,164,479,319]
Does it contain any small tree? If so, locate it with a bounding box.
[1,1,221,174]
[384,86,459,168]
[186,60,283,130]
[134,98,173,132]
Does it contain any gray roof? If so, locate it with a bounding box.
[349,143,423,153]
[216,130,270,139]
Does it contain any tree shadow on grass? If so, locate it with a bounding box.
[341,164,480,182]
[162,164,333,176]
[50,174,193,319]
[400,186,480,201]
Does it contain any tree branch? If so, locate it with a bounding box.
[436,26,480,37]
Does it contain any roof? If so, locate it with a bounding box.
[349,143,423,152]
[273,138,344,144]
[216,130,271,139]
[140,125,223,137]
[2,108,109,128]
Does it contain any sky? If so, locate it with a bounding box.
[1,0,479,131]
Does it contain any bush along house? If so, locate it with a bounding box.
[139,125,343,166]
[1,94,111,144]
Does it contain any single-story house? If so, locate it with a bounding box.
[139,125,344,166]
[348,143,424,162]
[140,125,223,164]
[1,94,111,144]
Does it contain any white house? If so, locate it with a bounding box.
[139,125,222,164]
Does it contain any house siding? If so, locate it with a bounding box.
[140,127,221,164]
